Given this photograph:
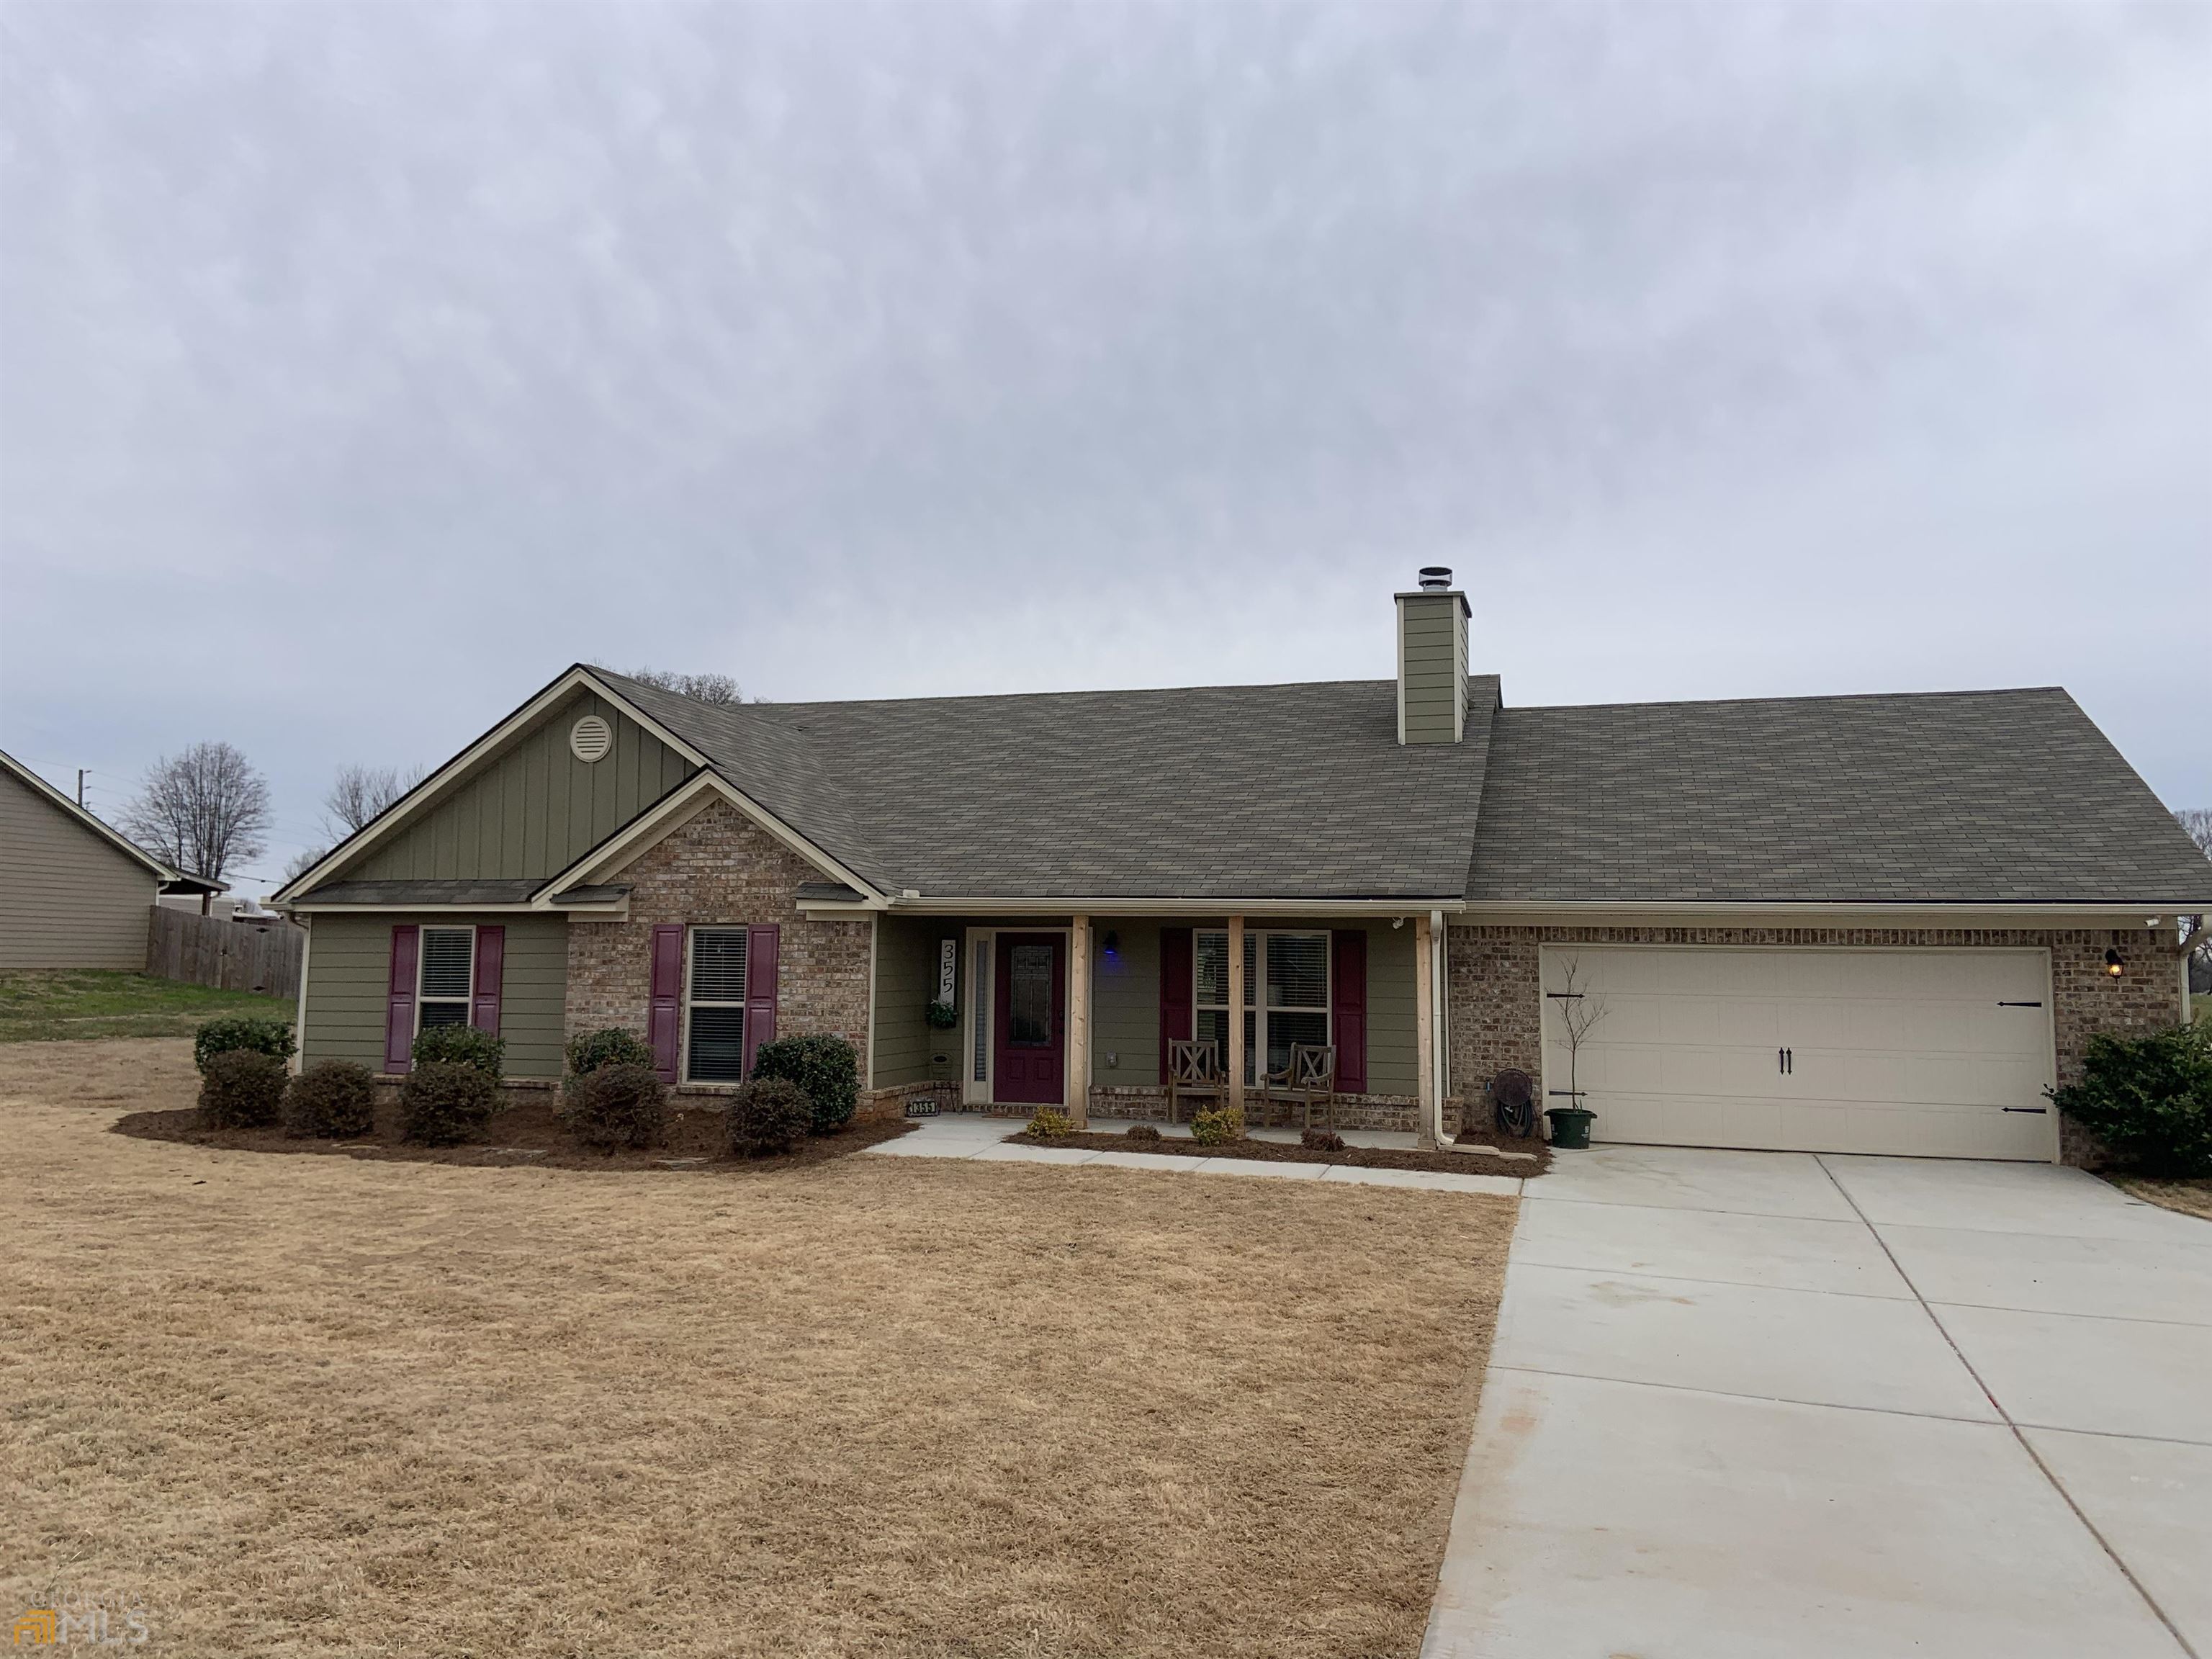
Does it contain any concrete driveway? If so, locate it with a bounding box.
[1422,1146,2212,1659]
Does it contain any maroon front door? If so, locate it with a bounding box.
[994,933,1065,1105]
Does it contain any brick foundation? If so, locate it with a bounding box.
[565,802,873,1082]
[1081,1084,1424,1132]
[1446,924,2180,1167]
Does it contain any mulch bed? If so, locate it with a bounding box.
[112,1088,914,1173]
[1007,1128,1550,1179]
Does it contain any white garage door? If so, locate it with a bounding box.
[1538,946,2056,1161]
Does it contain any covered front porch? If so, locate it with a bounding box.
[858,908,1457,1143]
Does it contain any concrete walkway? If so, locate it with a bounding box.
[1423,1144,2212,1659]
[862,1111,1524,1196]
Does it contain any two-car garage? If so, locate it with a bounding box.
[1537,945,2059,1161]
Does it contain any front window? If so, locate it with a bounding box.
[418,927,475,1030]
[685,927,748,1082]
[1195,930,1330,1084]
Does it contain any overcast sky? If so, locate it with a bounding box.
[4,3,2206,890]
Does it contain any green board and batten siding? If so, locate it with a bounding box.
[302,691,689,1077]
[302,912,570,1079]
[346,693,692,883]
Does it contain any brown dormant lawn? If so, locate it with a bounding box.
[1,1041,1515,1658]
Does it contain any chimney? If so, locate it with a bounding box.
[1395,567,1470,745]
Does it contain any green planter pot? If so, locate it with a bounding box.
[1545,1107,1596,1150]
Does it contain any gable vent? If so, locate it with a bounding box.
[570,715,613,763]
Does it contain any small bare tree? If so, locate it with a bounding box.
[1547,952,1610,1110]
[281,845,330,885]
[626,667,758,705]
[122,741,271,881]
[322,763,424,841]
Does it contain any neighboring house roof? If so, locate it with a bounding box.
[597,670,1503,901]
[1465,687,2212,906]
[0,746,223,892]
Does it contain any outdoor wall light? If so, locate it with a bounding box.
[2105,949,2126,977]
[1102,930,1120,958]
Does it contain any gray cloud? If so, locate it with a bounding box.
[4,3,2206,884]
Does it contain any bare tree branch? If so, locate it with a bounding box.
[122,741,271,881]
[322,764,425,841]
[625,667,760,705]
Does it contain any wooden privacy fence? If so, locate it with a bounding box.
[145,907,304,1002]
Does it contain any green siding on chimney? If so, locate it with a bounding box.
[1398,592,1469,744]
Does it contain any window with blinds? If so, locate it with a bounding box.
[1195,930,1329,1084]
[418,927,475,1030]
[686,927,748,1082]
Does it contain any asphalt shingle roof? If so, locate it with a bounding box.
[588,671,2208,908]
[600,670,1500,902]
[1466,688,2212,905]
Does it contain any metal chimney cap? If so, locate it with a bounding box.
[1416,566,1454,590]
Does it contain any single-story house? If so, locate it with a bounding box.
[273,573,2209,1164]
[1,747,226,971]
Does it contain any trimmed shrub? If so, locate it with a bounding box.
[570,1062,667,1151]
[2049,1025,2212,1177]
[1300,1128,1347,1154]
[283,1061,377,1138]
[565,1027,655,1077]
[750,1034,860,1135]
[727,1077,812,1159]
[194,1015,295,1076]
[198,1048,288,1129]
[1190,1105,1246,1146]
[1124,1123,1162,1143]
[411,1023,505,1079]
[1025,1108,1074,1139]
[400,1059,501,1145]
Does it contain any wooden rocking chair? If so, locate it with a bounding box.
[1165,1038,1225,1125]
[1256,1043,1339,1132]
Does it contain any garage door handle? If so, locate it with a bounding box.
[1776,1048,1793,1075]
[2002,1107,2048,1114]
[1997,1001,2044,1008]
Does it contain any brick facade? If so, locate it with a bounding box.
[1445,924,2181,1166]
[565,802,873,1083]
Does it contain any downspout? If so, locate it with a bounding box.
[289,915,312,1076]
[1430,907,1449,1147]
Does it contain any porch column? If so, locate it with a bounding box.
[1227,914,1246,1115]
[1066,914,1091,1127]
[1414,912,1439,1149]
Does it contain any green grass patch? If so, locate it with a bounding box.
[0,971,293,1044]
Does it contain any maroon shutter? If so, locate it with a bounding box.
[1159,927,1193,1082]
[649,925,685,1082]
[470,925,505,1038]
[1332,928,1367,1094]
[385,925,419,1074]
[743,924,779,1077]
